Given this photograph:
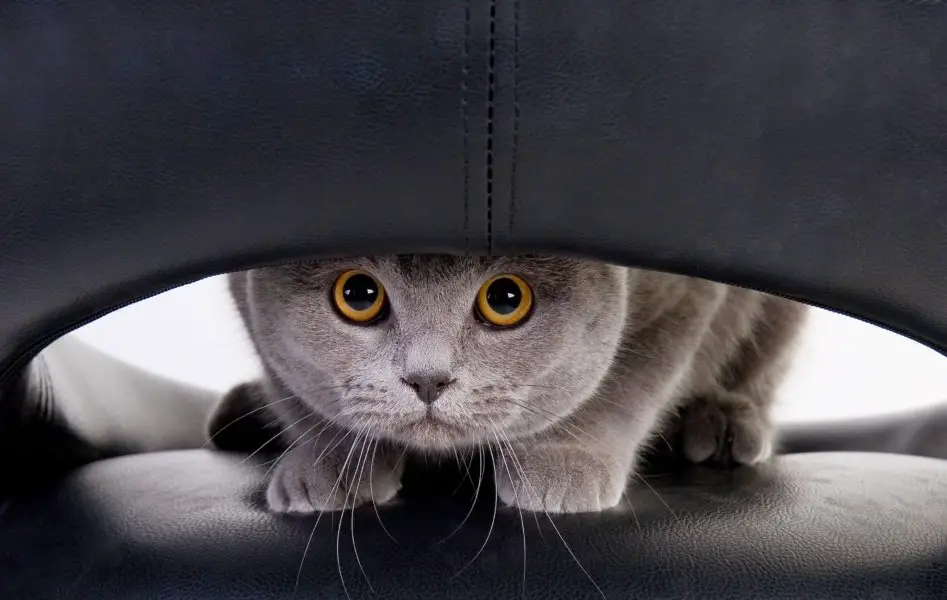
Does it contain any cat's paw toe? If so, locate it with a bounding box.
[495,446,626,514]
[265,444,403,515]
[680,394,773,466]
[265,461,353,514]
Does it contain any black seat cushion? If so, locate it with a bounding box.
[3,450,946,599]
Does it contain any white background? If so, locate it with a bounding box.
[72,275,947,424]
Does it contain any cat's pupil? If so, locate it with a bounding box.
[486,278,522,315]
[343,274,379,311]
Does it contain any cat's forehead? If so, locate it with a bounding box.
[276,255,592,292]
[374,255,585,286]
[388,255,479,281]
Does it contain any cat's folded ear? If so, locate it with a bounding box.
[205,381,284,453]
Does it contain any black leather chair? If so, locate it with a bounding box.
[3,1,947,598]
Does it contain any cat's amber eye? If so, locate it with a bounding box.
[475,274,533,327]
[332,270,387,323]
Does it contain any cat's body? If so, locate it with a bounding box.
[210,255,806,514]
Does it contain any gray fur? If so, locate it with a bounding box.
[214,255,806,514]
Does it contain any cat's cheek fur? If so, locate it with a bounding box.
[494,444,630,514]
[265,439,404,514]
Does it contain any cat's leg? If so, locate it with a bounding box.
[492,423,647,514]
[677,296,807,466]
[495,280,729,514]
[208,381,406,514]
[266,424,406,514]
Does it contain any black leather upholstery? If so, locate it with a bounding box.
[4,0,947,598]
[3,0,947,383]
[4,450,947,600]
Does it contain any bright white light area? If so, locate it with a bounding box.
[71,275,947,424]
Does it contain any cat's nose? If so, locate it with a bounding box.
[401,373,454,405]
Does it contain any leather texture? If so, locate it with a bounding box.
[3,450,947,599]
[4,1,947,598]
[3,0,947,385]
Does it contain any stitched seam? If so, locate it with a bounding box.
[510,0,519,236]
[462,0,471,255]
[486,0,496,254]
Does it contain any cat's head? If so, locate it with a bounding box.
[233,255,629,451]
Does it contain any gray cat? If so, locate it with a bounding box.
[210,255,806,514]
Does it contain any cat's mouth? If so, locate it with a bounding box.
[398,411,471,448]
[410,411,463,431]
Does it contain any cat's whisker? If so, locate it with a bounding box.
[204,384,349,449]
[330,424,370,600]
[332,452,358,600]
[264,423,352,501]
[306,426,354,474]
[392,443,411,477]
[202,392,297,449]
[448,445,478,497]
[259,426,318,483]
[452,444,499,579]
[492,429,544,538]
[491,428,528,600]
[262,416,283,429]
[498,397,569,427]
[435,443,485,547]
[369,439,398,543]
[348,432,375,593]
[621,488,642,533]
[241,394,357,471]
[501,397,597,446]
[634,472,680,524]
[449,445,462,494]
[260,417,341,482]
[614,344,661,362]
[516,383,575,393]
[254,457,280,469]
[293,421,364,599]
[499,397,584,433]
[496,429,607,600]
[461,448,477,489]
[240,413,313,465]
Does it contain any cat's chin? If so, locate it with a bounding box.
[389,414,487,452]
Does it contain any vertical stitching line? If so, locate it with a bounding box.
[462,0,471,255]
[510,0,519,237]
[486,0,496,254]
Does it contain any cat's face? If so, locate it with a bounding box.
[235,256,629,451]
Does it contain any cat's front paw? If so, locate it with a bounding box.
[679,393,774,466]
[265,441,404,514]
[494,445,627,514]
